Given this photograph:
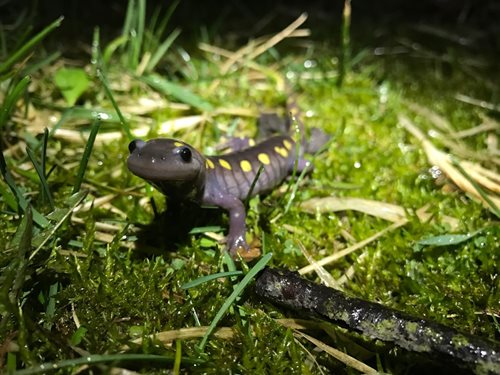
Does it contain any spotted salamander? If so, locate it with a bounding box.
[127,101,321,259]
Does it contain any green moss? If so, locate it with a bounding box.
[450,334,470,349]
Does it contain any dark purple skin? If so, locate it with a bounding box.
[127,135,310,257]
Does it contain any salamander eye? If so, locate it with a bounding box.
[179,147,192,162]
[128,139,146,153]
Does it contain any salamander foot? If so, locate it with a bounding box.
[227,235,261,261]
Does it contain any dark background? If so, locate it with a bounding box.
[1,0,499,51]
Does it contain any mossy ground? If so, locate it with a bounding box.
[0,1,498,373]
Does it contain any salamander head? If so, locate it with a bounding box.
[127,138,205,200]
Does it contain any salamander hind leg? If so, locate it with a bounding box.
[305,127,331,154]
[293,157,314,175]
[292,128,331,175]
[216,137,256,153]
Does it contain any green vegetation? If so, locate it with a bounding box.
[0,0,498,373]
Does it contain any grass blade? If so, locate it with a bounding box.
[61,106,118,122]
[284,163,309,214]
[9,206,33,304]
[30,191,87,260]
[103,35,128,65]
[0,141,49,228]
[244,164,264,207]
[198,252,273,351]
[96,68,132,140]
[135,0,146,68]
[146,28,181,72]
[181,271,244,290]
[22,51,61,76]
[121,0,135,54]
[30,107,116,154]
[154,0,180,42]
[142,73,213,112]
[0,16,63,75]
[91,26,100,69]
[129,0,146,70]
[284,135,335,214]
[0,75,51,226]
[26,146,54,209]
[126,0,145,70]
[188,225,224,234]
[0,75,31,129]
[146,7,162,46]
[416,231,481,247]
[0,206,33,333]
[174,339,182,375]
[0,181,18,211]
[41,128,48,178]
[73,118,101,193]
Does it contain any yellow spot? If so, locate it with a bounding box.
[283,139,293,150]
[240,160,252,172]
[206,159,215,169]
[174,141,184,147]
[274,146,288,158]
[248,139,256,147]
[219,159,232,170]
[258,153,270,165]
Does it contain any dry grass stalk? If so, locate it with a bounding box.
[455,93,500,112]
[406,101,455,133]
[244,14,309,63]
[200,41,287,90]
[301,197,407,222]
[215,107,258,118]
[336,252,368,286]
[282,224,321,245]
[460,160,500,193]
[74,194,117,212]
[119,95,190,115]
[294,331,378,375]
[128,326,235,346]
[399,115,500,210]
[276,318,322,331]
[199,29,309,60]
[293,337,328,375]
[50,115,205,144]
[205,14,309,93]
[298,219,408,275]
[71,216,122,232]
[452,122,499,139]
[300,197,459,229]
[220,13,308,75]
[297,240,340,290]
[406,101,500,165]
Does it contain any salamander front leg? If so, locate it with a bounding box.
[204,193,260,260]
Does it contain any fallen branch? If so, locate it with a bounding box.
[255,267,500,374]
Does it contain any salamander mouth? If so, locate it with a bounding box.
[130,169,184,182]
[127,156,199,182]
[127,163,185,181]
